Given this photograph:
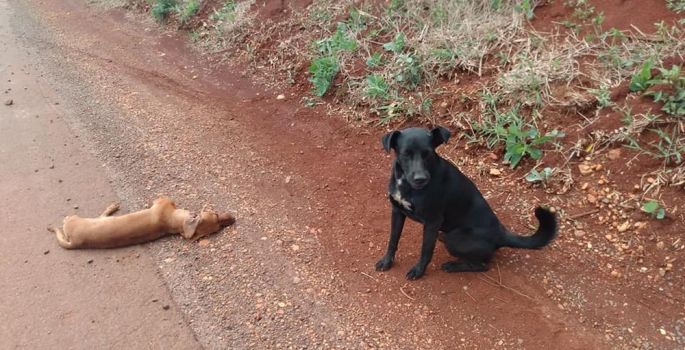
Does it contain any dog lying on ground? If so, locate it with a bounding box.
[375,126,557,280]
[48,196,235,249]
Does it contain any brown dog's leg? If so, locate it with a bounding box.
[100,203,120,217]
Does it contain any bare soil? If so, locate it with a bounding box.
[5,0,684,349]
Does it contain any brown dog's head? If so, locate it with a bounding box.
[182,209,236,241]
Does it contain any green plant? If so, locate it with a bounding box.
[151,0,177,23]
[366,52,383,68]
[366,74,390,100]
[646,65,685,116]
[309,56,340,97]
[642,200,666,219]
[211,0,237,23]
[649,128,685,164]
[179,0,199,23]
[315,23,357,55]
[667,0,685,13]
[514,0,535,20]
[504,126,563,168]
[526,167,556,183]
[393,53,422,89]
[383,32,406,54]
[629,59,654,92]
[588,84,614,108]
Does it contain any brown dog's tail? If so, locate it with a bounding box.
[499,207,557,249]
[47,227,74,249]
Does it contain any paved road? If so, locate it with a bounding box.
[0,1,200,348]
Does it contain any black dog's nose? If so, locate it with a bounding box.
[413,174,429,186]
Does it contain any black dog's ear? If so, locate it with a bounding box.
[381,130,400,153]
[430,126,451,148]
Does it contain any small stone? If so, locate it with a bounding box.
[574,230,586,238]
[87,259,94,264]
[656,241,665,249]
[611,270,619,277]
[607,148,621,160]
[578,163,594,175]
[43,250,50,255]
[74,206,79,210]
[293,276,301,284]
[277,302,286,308]
[291,244,300,251]
[587,194,597,204]
[616,221,630,233]
[285,176,292,184]
[198,239,210,247]
[4,99,13,106]
[581,182,589,190]
[162,305,170,310]
[276,94,286,100]
[489,168,502,176]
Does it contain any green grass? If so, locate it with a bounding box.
[308,56,340,97]
[179,0,199,23]
[151,0,177,23]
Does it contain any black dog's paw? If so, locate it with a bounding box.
[375,256,394,271]
[405,265,425,280]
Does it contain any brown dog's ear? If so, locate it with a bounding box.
[430,126,451,148]
[181,212,201,239]
[381,130,400,153]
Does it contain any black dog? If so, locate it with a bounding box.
[375,126,557,280]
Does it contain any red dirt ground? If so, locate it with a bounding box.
[21,0,685,348]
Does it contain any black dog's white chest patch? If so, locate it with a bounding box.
[390,179,412,211]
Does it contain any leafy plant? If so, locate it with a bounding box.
[383,32,406,54]
[211,1,237,23]
[642,200,666,219]
[393,53,422,89]
[366,52,383,68]
[667,0,685,13]
[308,57,339,97]
[629,59,654,92]
[515,0,535,20]
[588,84,614,108]
[504,126,563,168]
[366,74,390,100]
[646,65,685,116]
[151,0,178,23]
[526,167,556,183]
[179,0,200,23]
[315,23,357,56]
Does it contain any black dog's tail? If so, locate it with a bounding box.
[500,207,557,249]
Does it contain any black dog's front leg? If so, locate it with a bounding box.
[406,221,441,280]
[375,207,406,271]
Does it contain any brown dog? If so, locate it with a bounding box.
[49,196,235,249]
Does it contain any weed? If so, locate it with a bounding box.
[383,32,406,54]
[504,126,563,168]
[315,23,357,55]
[629,59,654,92]
[667,0,685,13]
[642,200,666,219]
[646,65,685,116]
[515,0,535,20]
[211,1,236,23]
[151,0,177,23]
[366,52,383,68]
[393,53,422,90]
[179,0,199,23]
[309,56,340,97]
[588,84,614,108]
[526,167,556,183]
[366,74,390,100]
